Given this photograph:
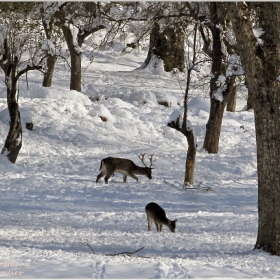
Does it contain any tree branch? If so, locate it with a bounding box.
[16,65,42,80]
[80,241,95,254]
[105,247,145,257]
[81,242,145,257]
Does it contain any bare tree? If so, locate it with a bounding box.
[40,2,62,87]
[53,3,104,91]
[139,2,194,73]
[226,2,280,255]
[0,3,43,163]
[168,23,204,186]
[200,2,240,154]
[143,22,186,72]
[55,2,144,92]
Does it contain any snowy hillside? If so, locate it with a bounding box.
[0,44,279,279]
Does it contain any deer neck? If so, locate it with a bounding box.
[135,166,148,174]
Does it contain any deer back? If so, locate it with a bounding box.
[103,157,135,172]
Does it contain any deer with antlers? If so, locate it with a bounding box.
[96,154,154,184]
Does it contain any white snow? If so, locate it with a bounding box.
[0,39,278,279]
[252,27,264,46]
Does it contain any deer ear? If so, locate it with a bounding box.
[174,218,178,223]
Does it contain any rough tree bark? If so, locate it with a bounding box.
[42,55,57,87]
[226,83,237,112]
[41,13,57,88]
[2,62,43,163]
[184,128,196,185]
[60,24,82,92]
[202,3,237,153]
[1,57,22,163]
[41,9,57,87]
[0,40,41,163]
[227,2,280,255]
[143,22,185,72]
[56,3,105,92]
[247,88,254,110]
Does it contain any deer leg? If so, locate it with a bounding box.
[96,172,105,183]
[105,173,113,184]
[155,222,160,232]
[128,173,138,182]
[159,224,163,232]
[104,171,114,184]
[123,175,127,182]
[103,166,116,184]
[147,217,153,231]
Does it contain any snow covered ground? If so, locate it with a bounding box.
[0,42,278,279]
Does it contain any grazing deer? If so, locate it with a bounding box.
[96,154,154,184]
[145,202,177,233]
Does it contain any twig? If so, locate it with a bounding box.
[80,241,95,254]
[105,247,144,257]
[240,124,256,138]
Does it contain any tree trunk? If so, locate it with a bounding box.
[61,24,82,92]
[203,100,224,153]
[203,76,235,153]
[167,116,197,186]
[246,88,254,110]
[228,2,280,255]
[42,54,57,87]
[69,51,82,92]
[202,3,222,153]
[184,129,196,185]
[226,84,237,112]
[143,23,185,72]
[202,3,221,153]
[1,63,22,163]
[203,3,237,153]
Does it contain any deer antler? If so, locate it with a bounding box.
[138,153,154,168]
[148,153,154,168]
[138,153,147,167]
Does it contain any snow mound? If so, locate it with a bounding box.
[0,107,33,129]
[124,91,158,107]
[20,85,92,105]
[188,96,210,112]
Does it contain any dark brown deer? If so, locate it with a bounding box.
[145,202,177,233]
[96,154,154,184]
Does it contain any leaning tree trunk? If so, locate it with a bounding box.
[42,54,57,87]
[143,22,185,72]
[228,2,280,255]
[203,3,237,154]
[1,62,22,163]
[202,3,222,154]
[61,25,82,92]
[203,76,235,153]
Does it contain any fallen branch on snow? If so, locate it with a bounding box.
[81,242,147,258]
[105,246,145,257]
[80,241,95,254]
